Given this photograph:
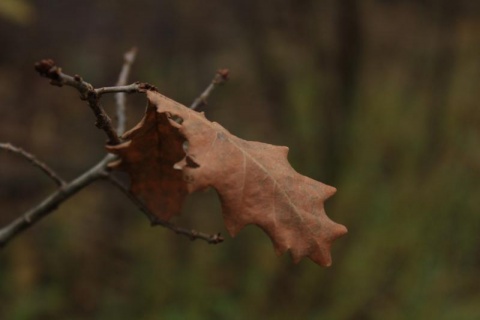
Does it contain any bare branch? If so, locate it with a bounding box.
[34,59,155,145]
[117,47,138,86]
[95,84,143,96]
[107,175,224,245]
[115,47,137,136]
[1,56,227,250]
[0,142,66,187]
[34,59,120,144]
[190,69,230,110]
[0,154,116,248]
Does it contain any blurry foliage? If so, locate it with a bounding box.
[0,0,480,319]
[0,0,35,26]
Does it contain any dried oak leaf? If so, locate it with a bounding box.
[107,100,187,221]
[110,91,347,266]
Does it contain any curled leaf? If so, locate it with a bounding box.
[110,91,347,266]
[107,101,187,221]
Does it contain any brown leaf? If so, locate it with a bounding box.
[107,100,188,221]
[111,91,347,266]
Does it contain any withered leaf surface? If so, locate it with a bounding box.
[111,91,347,266]
[107,101,188,221]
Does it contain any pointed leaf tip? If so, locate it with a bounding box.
[110,91,347,266]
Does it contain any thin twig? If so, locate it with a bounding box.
[0,154,116,248]
[107,175,224,245]
[0,142,66,187]
[190,69,230,110]
[1,57,228,249]
[34,59,153,145]
[34,59,120,144]
[115,47,137,136]
[96,84,142,96]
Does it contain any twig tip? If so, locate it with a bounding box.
[124,47,138,63]
[216,68,230,82]
[34,59,61,80]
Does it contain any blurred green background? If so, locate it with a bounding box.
[1,0,479,319]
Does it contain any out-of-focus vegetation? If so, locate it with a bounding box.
[1,1,479,319]
[0,0,35,25]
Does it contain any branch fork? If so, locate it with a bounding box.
[0,48,228,248]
